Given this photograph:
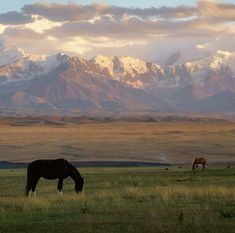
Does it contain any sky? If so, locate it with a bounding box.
[2,0,235,12]
[0,0,235,62]
[0,1,198,13]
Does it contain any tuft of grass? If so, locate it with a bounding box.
[219,207,235,219]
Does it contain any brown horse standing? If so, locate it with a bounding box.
[192,157,206,171]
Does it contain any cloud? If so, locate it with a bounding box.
[3,27,45,41]
[1,2,234,40]
[19,1,235,41]
[1,27,53,54]
[46,16,157,39]
[25,16,62,33]
[0,11,33,25]
[198,0,235,21]
[45,15,231,40]
[22,3,196,22]
[0,1,235,60]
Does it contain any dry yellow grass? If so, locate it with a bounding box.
[0,121,235,163]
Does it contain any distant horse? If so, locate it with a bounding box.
[25,159,84,197]
[192,157,206,171]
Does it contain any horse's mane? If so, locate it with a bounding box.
[68,163,82,181]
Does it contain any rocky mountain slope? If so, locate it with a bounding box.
[0,41,235,115]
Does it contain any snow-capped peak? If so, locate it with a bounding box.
[0,42,73,86]
[90,55,114,74]
[90,55,151,77]
[0,40,70,69]
[179,49,235,73]
[0,41,28,67]
[118,56,148,74]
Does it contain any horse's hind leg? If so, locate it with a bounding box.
[57,178,64,195]
[31,177,40,197]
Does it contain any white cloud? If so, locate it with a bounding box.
[58,37,91,55]
[0,24,7,33]
[25,15,62,33]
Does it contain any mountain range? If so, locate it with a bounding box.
[0,40,235,115]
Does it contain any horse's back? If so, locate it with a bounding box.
[199,157,206,163]
[27,158,70,179]
[193,157,206,164]
[28,158,68,167]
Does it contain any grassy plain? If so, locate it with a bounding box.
[0,118,235,163]
[0,167,235,233]
[0,117,235,232]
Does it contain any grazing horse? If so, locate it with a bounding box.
[192,157,206,171]
[25,159,84,197]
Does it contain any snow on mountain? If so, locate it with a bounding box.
[0,42,234,91]
[185,50,235,71]
[90,55,165,89]
[34,53,71,73]
[117,56,149,75]
[0,41,27,67]
[91,55,162,76]
[90,55,114,75]
[163,49,235,88]
[165,48,235,75]
[0,41,71,85]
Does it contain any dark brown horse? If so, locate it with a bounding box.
[25,159,84,197]
[192,157,206,171]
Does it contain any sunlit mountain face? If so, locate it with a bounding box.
[0,0,235,115]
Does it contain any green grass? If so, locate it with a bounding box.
[0,167,235,233]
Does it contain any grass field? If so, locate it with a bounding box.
[0,167,235,233]
[0,119,235,163]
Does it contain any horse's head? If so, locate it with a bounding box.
[75,177,84,193]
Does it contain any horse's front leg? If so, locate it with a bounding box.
[203,163,205,171]
[57,178,64,196]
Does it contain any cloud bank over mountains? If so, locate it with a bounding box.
[0,0,235,61]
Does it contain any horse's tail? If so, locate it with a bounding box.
[25,171,32,197]
[25,178,30,197]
